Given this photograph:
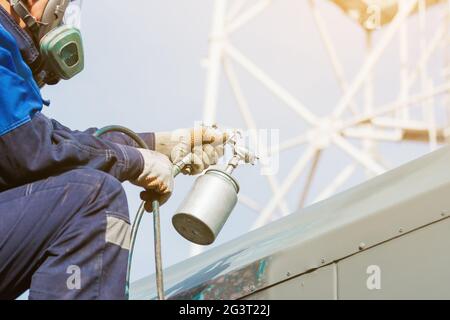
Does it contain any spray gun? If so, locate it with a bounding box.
[94,126,257,300]
[172,130,258,246]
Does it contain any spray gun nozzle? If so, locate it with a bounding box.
[224,128,258,164]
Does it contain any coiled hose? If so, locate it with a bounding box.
[94,125,176,300]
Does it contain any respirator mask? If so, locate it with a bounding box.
[9,0,84,86]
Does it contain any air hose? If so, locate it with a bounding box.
[94,125,187,300]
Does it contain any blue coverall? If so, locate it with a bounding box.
[0,22,154,299]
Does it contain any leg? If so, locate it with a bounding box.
[0,168,131,300]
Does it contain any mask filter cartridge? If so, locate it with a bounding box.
[40,25,84,80]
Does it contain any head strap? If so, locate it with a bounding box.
[8,0,42,37]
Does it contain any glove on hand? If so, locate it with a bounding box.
[131,148,174,207]
[155,126,228,175]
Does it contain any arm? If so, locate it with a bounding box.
[0,112,144,191]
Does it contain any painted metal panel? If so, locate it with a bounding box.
[243,264,337,300]
[338,217,450,299]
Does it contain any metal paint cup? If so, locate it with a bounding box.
[172,169,240,245]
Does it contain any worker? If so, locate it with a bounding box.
[0,0,227,300]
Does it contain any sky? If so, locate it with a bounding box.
[18,0,448,298]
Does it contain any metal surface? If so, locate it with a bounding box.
[244,215,450,299]
[243,264,337,300]
[337,217,450,299]
[130,145,450,300]
[173,169,239,245]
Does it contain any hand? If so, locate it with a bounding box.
[131,148,174,207]
[155,126,228,175]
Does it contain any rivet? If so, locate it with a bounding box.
[358,242,366,250]
[321,258,326,264]
[399,228,403,233]
[286,272,291,277]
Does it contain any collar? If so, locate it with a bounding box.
[0,4,40,67]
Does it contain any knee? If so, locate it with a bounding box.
[93,169,125,198]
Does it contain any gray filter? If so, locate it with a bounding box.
[172,169,240,245]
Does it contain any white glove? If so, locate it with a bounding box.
[131,148,174,207]
[155,126,228,175]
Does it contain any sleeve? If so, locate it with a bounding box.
[0,112,144,191]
